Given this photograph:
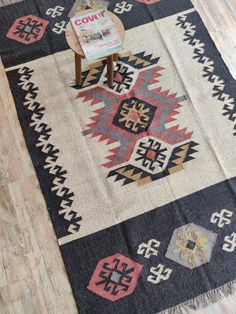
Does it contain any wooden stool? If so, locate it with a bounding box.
[65,9,125,87]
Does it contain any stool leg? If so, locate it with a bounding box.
[75,53,82,86]
[113,53,118,62]
[107,55,114,88]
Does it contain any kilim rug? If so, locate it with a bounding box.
[1,0,236,313]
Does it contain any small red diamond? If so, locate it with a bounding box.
[114,72,124,83]
[87,253,143,302]
[146,149,157,161]
[128,110,140,122]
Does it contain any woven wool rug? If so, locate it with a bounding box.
[1,0,236,313]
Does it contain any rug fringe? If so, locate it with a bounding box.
[159,279,236,313]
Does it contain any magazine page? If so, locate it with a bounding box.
[70,7,123,61]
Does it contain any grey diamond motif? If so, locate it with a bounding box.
[110,271,121,283]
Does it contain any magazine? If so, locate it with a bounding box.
[68,0,109,17]
[70,6,123,61]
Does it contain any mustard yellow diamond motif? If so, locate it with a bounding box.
[165,223,217,269]
[118,100,150,132]
[112,97,156,135]
[175,227,208,267]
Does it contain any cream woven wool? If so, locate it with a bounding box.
[9,15,235,245]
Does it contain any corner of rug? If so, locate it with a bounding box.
[159,279,236,313]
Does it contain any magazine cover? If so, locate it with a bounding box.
[70,7,123,61]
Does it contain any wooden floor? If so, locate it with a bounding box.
[0,1,235,313]
[0,0,22,6]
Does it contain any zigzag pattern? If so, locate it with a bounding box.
[167,141,199,174]
[108,164,152,186]
[119,51,160,69]
[18,66,82,235]
[72,51,159,90]
[108,141,198,186]
[176,14,236,134]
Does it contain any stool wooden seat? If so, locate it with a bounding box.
[65,9,125,87]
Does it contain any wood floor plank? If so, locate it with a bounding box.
[192,0,236,79]
[0,0,22,7]
[0,61,77,313]
[0,65,34,184]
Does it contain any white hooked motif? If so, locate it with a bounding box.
[114,1,133,14]
[46,6,65,18]
[210,209,233,228]
[222,232,236,252]
[137,239,160,258]
[52,21,67,34]
[147,264,172,284]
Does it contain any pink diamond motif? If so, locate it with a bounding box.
[136,0,161,4]
[87,253,143,302]
[6,15,49,44]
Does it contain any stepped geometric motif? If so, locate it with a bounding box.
[165,223,217,269]
[78,52,198,186]
[17,66,82,235]
[7,15,48,44]
[177,14,236,135]
[87,253,143,302]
